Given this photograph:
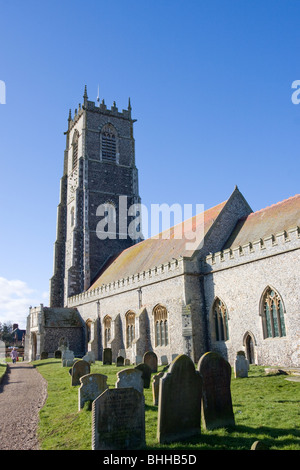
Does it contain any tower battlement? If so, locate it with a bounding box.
[50,86,141,308]
[67,86,133,132]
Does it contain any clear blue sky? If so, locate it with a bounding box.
[1,0,300,328]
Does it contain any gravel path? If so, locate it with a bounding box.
[0,362,48,450]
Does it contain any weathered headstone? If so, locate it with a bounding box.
[115,368,144,394]
[103,348,112,365]
[251,440,268,450]
[40,351,48,359]
[78,373,108,411]
[118,349,126,358]
[160,355,168,365]
[134,362,152,388]
[0,340,6,361]
[82,351,95,364]
[116,355,124,367]
[71,359,90,386]
[234,351,248,378]
[135,355,142,364]
[58,337,69,351]
[124,358,130,365]
[143,351,158,373]
[92,388,145,450]
[157,354,202,444]
[54,349,62,359]
[197,351,235,430]
[62,349,75,367]
[152,371,164,405]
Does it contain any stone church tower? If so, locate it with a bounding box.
[50,87,141,307]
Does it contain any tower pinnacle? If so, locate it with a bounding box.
[83,85,88,105]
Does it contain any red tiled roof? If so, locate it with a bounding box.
[89,200,227,289]
[223,194,300,249]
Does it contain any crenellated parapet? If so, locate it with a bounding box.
[67,257,184,306]
[67,86,133,133]
[203,226,300,272]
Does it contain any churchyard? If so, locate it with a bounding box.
[32,352,300,450]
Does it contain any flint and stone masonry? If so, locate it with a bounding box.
[25,88,300,369]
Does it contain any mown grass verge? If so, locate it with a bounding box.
[0,362,7,384]
[33,360,300,450]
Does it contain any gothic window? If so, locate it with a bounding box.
[261,287,286,339]
[72,130,79,170]
[212,298,229,341]
[153,304,168,347]
[101,124,117,163]
[103,315,112,348]
[125,311,135,348]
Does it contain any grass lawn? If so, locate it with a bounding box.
[0,362,7,382]
[33,360,300,451]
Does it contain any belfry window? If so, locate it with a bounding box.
[125,311,135,348]
[212,298,229,341]
[262,287,286,338]
[153,304,168,347]
[103,315,112,348]
[72,130,79,170]
[101,125,117,162]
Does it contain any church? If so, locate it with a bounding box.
[24,87,300,368]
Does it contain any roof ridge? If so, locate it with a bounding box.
[150,199,228,239]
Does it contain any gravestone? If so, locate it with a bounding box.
[118,349,126,358]
[234,351,248,378]
[152,371,164,405]
[124,358,130,365]
[103,348,112,365]
[78,373,108,411]
[143,351,158,373]
[161,355,168,365]
[251,440,268,450]
[92,388,145,450]
[41,351,48,359]
[82,351,95,364]
[134,363,152,388]
[0,340,6,361]
[54,349,62,359]
[135,355,142,364]
[197,351,235,430]
[115,368,144,394]
[58,337,69,350]
[116,356,124,367]
[62,349,75,367]
[157,354,202,444]
[71,359,90,386]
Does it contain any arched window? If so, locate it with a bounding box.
[212,298,229,341]
[72,130,79,170]
[103,315,112,348]
[101,124,117,162]
[153,304,168,347]
[261,287,286,338]
[86,319,92,344]
[125,311,135,348]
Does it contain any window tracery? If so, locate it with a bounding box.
[153,304,168,347]
[262,287,286,338]
[212,298,229,341]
